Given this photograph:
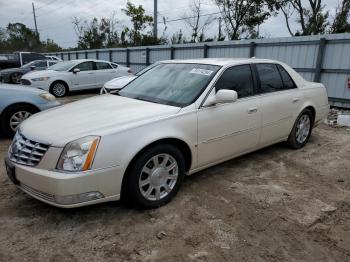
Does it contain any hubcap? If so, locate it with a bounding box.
[139,154,178,201]
[52,83,66,96]
[296,114,311,144]
[11,73,22,84]
[9,111,32,131]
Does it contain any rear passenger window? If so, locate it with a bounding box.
[96,62,112,70]
[277,65,296,89]
[256,64,284,93]
[215,65,254,98]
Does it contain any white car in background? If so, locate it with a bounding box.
[100,63,158,94]
[5,58,329,209]
[21,59,131,97]
[45,55,62,61]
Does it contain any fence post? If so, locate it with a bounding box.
[76,52,78,59]
[96,50,99,60]
[60,53,64,60]
[250,42,256,58]
[203,44,209,58]
[68,52,70,61]
[126,48,130,67]
[170,46,175,60]
[314,37,327,82]
[145,48,150,65]
[109,50,112,62]
[85,51,88,59]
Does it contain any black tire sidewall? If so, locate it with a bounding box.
[288,109,313,149]
[50,82,67,97]
[123,144,185,208]
[0,105,39,137]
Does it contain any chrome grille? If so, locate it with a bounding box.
[9,132,49,166]
[20,183,55,203]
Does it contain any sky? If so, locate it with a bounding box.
[0,0,341,48]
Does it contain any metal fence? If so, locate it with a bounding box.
[46,33,350,108]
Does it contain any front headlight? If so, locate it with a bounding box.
[39,93,56,102]
[31,77,50,81]
[57,136,100,172]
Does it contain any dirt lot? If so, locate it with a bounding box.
[0,93,349,261]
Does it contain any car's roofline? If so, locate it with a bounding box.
[159,58,280,66]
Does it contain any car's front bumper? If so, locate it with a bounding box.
[5,157,123,208]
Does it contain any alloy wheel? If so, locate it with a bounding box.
[9,111,32,131]
[296,114,311,144]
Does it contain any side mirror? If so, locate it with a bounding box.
[203,89,238,107]
[30,66,36,71]
[73,68,80,74]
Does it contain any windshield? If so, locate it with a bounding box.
[48,60,77,71]
[119,63,220,107]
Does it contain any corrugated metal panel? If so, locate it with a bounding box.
[87,52,96,59]
[323,42,350,69]
[130,50,146,64]
[112,51,126,63]
[208,46,249,58]
[150,49,169,63]
[99,51,109,61]
[78,52,85,59]
[131,64,147,74]
[298,72,314,81]
[321,73,350,99]
[63,53,69,61]
[174,48,203,59]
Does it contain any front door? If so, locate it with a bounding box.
[197,64,261,167]
[70,61,96,90]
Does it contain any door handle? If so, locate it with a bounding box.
[293,98,300,103]
[248,107,258,114]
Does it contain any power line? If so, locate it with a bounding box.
[36,0,59,11]
[160,11,221,24]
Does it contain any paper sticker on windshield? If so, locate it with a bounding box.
[189,68,213,76]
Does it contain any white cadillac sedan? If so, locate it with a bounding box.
[21,59,131,97]
[5,58,329,208]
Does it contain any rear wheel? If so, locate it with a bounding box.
[123,144,185,208]
[287,109,313,149]
[0,104,39,137]
[10,72,22,84]
[50,81,68,97]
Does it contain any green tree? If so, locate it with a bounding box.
[276,0,329,36]
[330,0,350,33]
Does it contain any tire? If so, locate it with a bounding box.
[122,144,185,208]
[10,72,22,84]
[0,104,39,137]
[286,109,313,149]
[50,81,68,97]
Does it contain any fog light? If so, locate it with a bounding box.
[55,191,104,205]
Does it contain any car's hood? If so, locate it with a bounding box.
[0,67,21,74]
[20,94,181,147]
[22,69,60,78]
[0,83,46,94]
[104,75,137,90]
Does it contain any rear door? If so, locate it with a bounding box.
[254,63,299,147]
[95,62,116,87]
[70,61,96,90]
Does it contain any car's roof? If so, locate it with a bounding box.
[66,59,115,63]
[160,58,280,66]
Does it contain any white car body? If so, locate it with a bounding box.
[45,56,62,61]
[5,58,329,208]
[21,59,131,95]
[100,75,137,94]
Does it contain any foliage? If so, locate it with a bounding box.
[0,23,61,53]
[329,0,350,33]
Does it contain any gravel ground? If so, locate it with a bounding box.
[0,93,349,261]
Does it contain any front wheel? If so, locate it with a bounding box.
[0,105,39,137]
[287,109,313,149]
[50,81,68,97]
[123,144,185,208]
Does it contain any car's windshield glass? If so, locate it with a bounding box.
[48,61,77,71]
[119,63,220,107]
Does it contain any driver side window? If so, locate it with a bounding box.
[215,65,254,99]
